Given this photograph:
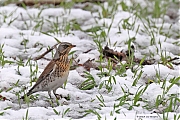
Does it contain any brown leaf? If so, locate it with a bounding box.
[81,59,97,71]
[102,45,127,63]
[0,95,9,101]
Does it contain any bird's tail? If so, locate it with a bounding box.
[20,88,35,99]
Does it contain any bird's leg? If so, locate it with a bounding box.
[48,91,52,99]
[53,89,62,100]
[48,90,55,107]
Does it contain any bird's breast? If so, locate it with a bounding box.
[40,63,70,89]
[40,71,69,90]
[55,62,70,77]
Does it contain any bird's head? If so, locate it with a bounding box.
[53,42,76,59]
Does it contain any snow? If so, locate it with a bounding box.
[0,0,180,120]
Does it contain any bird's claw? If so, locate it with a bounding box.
[55,94,62,100]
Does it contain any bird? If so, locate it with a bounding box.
[21,42,76,99]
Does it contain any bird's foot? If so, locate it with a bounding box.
[55,94,62,100]
[54,94,70,100]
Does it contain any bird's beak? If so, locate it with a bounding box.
[71,45,76,48]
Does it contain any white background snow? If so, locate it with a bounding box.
[0,0,179,120]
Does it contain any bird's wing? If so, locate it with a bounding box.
[30,60,57,89]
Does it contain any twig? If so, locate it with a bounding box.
[172,62,180,65]
[42,57,51,61]
[167,57,179,62]
[83,49,92,53]
[33,43,59,60]
[159,57,180,65]
[134,58,155,65]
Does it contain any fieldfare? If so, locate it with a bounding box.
[21,42,76,99]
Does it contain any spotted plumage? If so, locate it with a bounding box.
[21,42,76,99]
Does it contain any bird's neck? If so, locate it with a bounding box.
[58,54,69,63]
[54,51,69,62]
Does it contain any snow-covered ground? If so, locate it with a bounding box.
[0,0,179,119]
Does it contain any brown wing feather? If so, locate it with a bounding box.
[37,60,56,83]
[29,60,56,91]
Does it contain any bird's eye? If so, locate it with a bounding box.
[64,45,69,48]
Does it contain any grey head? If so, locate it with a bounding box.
[53,42,76,59]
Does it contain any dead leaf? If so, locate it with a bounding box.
[102,45,127,63]
[78,59,98,71]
